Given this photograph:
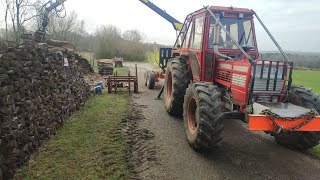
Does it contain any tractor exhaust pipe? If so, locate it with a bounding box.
[213,24,232,60]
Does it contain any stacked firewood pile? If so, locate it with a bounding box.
[0,41,91,179]
[74,54,94,74]
[113,57,123,68]
[97,59,114,75]
[0,41,8,54]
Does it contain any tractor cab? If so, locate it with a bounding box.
[206,7,257,58]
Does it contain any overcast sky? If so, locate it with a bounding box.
[1,0,320,52]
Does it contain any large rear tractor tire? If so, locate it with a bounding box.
[164,58,191,116]
[183,82,224,151]
[274,86,320,149]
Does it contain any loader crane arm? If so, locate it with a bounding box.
[34,0,67,42]
[138,0,182,31]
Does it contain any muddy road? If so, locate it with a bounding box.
[126,62,320,180]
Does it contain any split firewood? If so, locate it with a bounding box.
[0,41,92,179]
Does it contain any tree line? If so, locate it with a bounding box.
[261,53,320,70]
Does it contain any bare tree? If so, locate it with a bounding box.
[17,0,39,28]
[0,0,12,40]
[93,26,146,61]
[47,10,87,50]
[94,25,122,58]
[6,0,40,41]
[123,29,143,42]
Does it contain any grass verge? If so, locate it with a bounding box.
[14,94,131,179]
[308,147,320,159]
[293,70,320,93]
[114,67,129,76]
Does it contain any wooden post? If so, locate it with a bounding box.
[108,76,112,93]
[135,64,138,93]
[114,79,119,93]
[128,70,131,94]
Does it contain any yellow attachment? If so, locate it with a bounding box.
[147,48,160,71]
[174,23,183,31]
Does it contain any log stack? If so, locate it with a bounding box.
[97,59,114,75]
[74,54,94,74]
[0,40,91,179]
[113,57,123,68]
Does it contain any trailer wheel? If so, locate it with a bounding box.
[183,82,224,151]
[146,71,155,89]
[164,58,191,116]
[274,86,320,149]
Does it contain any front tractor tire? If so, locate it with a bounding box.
[164,58,191,116]
[183,82,224,151]
[274,86,320,149]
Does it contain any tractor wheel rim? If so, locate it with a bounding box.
[187,97,198,134]
[166,71,173,102]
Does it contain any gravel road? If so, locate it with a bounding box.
[126,62,320,180]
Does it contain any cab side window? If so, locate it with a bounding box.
[182,21,193,48]
[190,16,205,49]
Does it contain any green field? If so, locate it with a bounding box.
[293,70,320,93]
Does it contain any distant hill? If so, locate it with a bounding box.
[261,52,320,69]
[260,51,320,57]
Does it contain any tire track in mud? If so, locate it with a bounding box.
[122,102,162,179]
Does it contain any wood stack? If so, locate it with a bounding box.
[0,40,91,179]
[0,41,8,55]
[74,54,94,74]
[97,59,114,75]
[113,57,124,68]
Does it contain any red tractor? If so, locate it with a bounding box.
[143,4,320,151]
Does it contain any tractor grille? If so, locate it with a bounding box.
[253,60,288,93]
[217,70,231,82]
[232,74,246,87]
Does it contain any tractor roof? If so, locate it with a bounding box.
[187,6,254,19]
[209,6,253,14]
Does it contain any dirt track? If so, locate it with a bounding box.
[126,62,320,180]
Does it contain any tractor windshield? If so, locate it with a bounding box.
[208,16,255,49]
